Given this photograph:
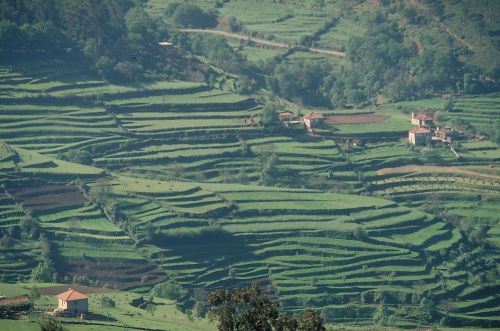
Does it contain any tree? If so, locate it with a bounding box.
[207,283,326,331]
[167,3,217,28]
[100,296,116,308]
[493,119,500,145]
[372,302,389,326]
[40,318,64,331]
[30,261,56,282]
[259,153,279,186]
[0,234,14,248]
[260,103,282,132]
[208,283,279,331]
[29,286,41,300]
[151,281,184,300]
[297,309,325,331]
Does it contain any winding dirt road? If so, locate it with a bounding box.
[180,28,346,58]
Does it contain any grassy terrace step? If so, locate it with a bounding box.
[101,176,461,313]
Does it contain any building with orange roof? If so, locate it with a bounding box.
[303,112,324,130]
[411,112,433,127]
[56,288,88,316]
[278,111,295,122]
[408,127,431,145]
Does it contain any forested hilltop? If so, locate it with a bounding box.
[0,0,499,330]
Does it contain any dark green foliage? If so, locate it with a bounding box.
[58,150,93,165]
[0,0,175,81]
[259,153,280,186]
[166,3,217,29]
[0,234,14,248]
[186,34,259,83]
[493,119,500,145]
[227,16,240,32]
[151,281,185,300]
[30,261,56,282]
[100,296,116,308]
[40,318,64,331]
[20,216,41,239]
[260,103,282,132]
[266,60,331,106]
[207,283,326,331]
[28,286,41,300]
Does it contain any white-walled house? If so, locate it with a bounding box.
[56,288,88,316]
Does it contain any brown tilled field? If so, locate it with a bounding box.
[65,259,166,290]
[325,113,387,125]
[0,294,30,305]
[37,285,114,296]
[10,185,87,212]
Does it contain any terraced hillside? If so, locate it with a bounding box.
[99,176,484,327]
[1,55,499,329]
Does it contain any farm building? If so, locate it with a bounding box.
[303,112,324,129]
[408,127,431,145]
[435,126,458,142]
[411,112,433,127]
[278,111,295,122]
[55,288,88,317]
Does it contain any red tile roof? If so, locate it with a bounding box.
[303,112,324,119]
[57,288,88,301]
[412,113,432,121]
[279,111,294,118]
[409,127,431,134]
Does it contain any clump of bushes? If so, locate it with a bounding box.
[165,3,217,28]
[101,296,116,308]
[151,281,186,300]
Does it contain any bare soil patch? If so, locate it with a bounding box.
[325,113,387,125]
[65,259,166,290]
[377,165,500,180]
[10,184,87,212]
[0,294,30,305]
[37,285,114,296]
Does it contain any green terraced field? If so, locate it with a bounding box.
[0,54,499,329]
[100,176,469,320]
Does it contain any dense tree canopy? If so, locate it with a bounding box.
[208,283,326,331]
[0,0,174,81]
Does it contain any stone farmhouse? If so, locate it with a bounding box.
[303,112,324,130]
[408,127,431,146]
[55,288,88,317]
[411,112,433,127]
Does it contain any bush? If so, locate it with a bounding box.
[151,281,185,300]
[30,262,56,282]
[29,286,41,300]
[167,3,217,28]
[100,296,116,308]
[0,234,14,248]
[114,61,143,80]
[58,149,93,165]
[40,318,64,331]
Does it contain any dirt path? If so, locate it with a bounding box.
[180,29,346,58]
[377,165,500,181]
[440,23,474,50]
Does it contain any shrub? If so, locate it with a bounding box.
[40,318,64,331]
[114,61,143,80]
[151,281,185,300]
[101,296,116,308]
[30,262,55,282]
[168,3,217,28]
[58,149,93,165]
[29,286,41,300]
[0,234,14,248]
